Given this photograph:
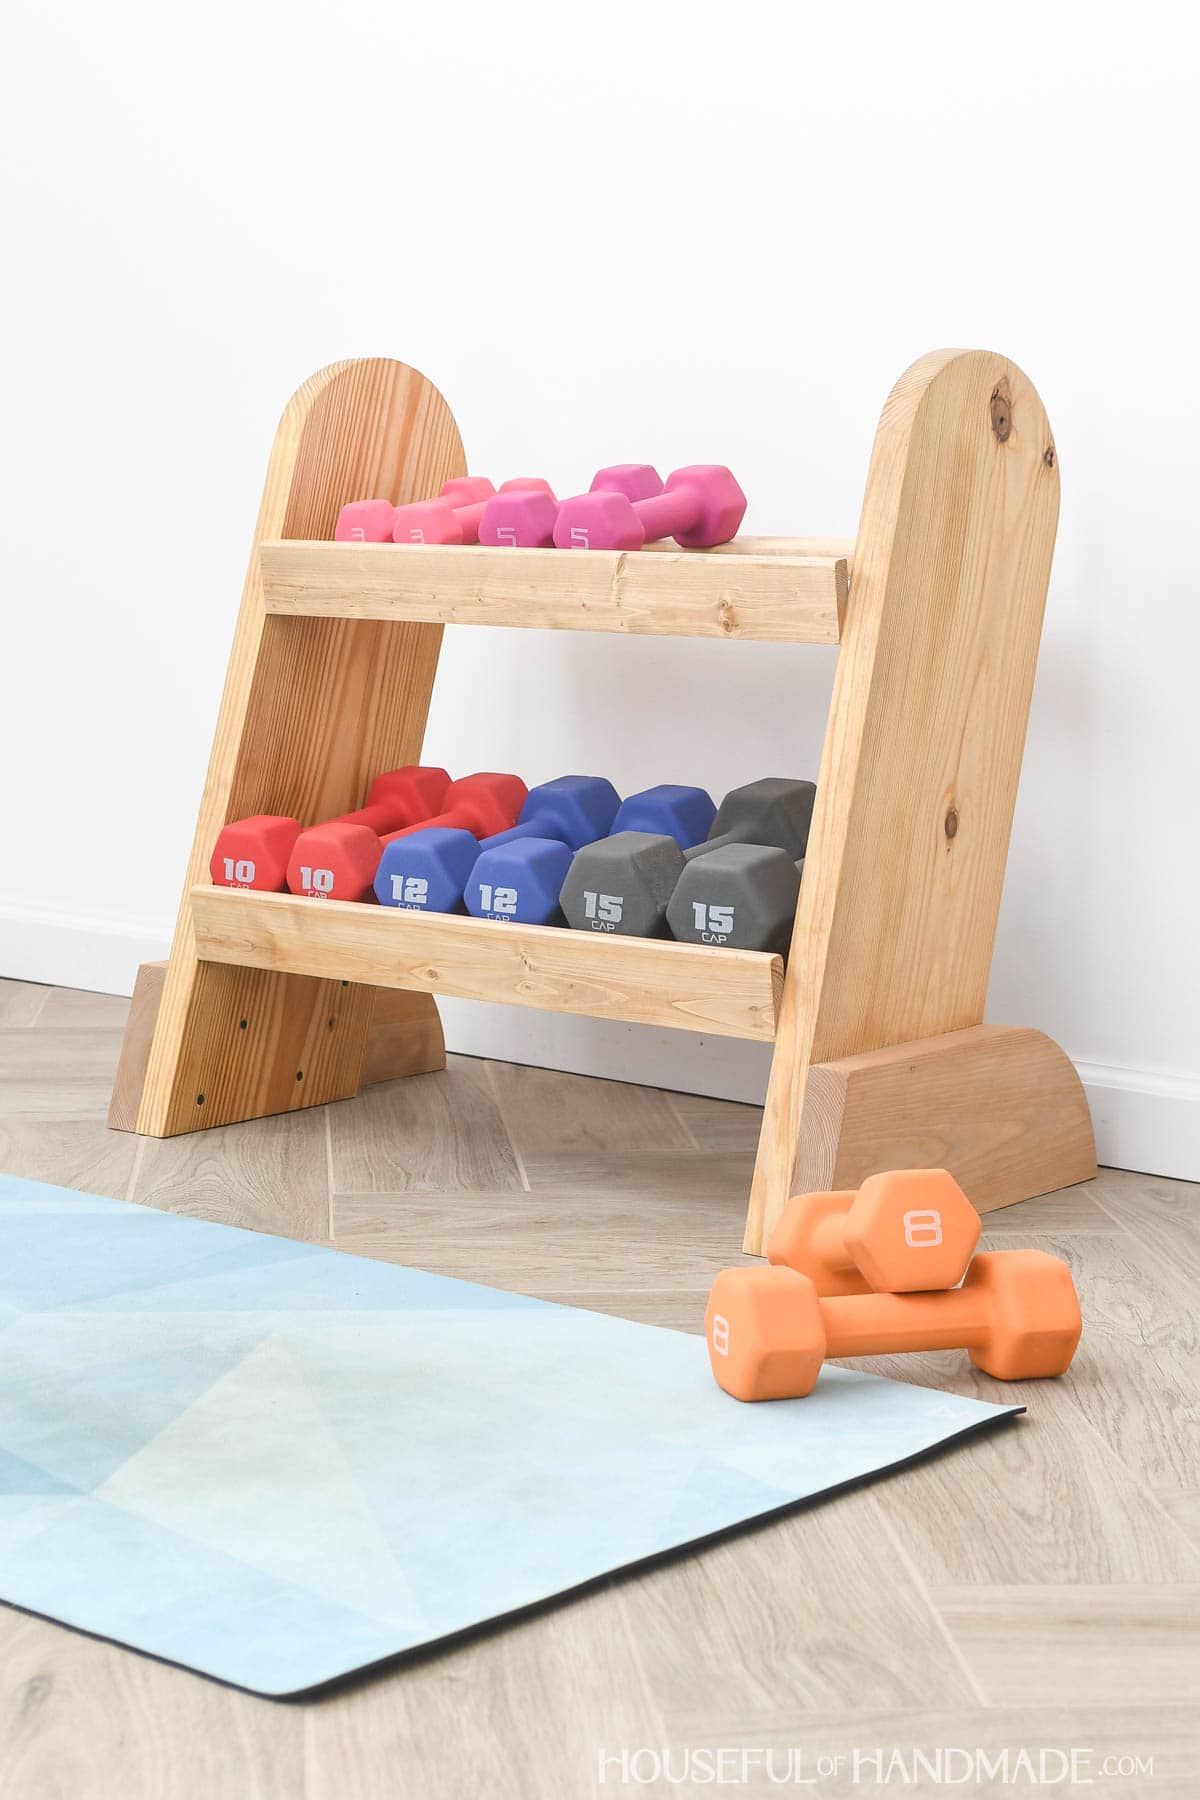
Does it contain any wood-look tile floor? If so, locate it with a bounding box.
[0,976,1197,1798]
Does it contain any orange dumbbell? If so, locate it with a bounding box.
[706,1249,1082,1402]
[768,1168,981,1295]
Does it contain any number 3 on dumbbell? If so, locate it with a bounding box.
[582,890,622,927]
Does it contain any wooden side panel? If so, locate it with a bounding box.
[747,350,1061,1251]
[110,962,445,1131]
[108,962,168,1131]
[791,1025,1097,1212]
[132,360,463,1135]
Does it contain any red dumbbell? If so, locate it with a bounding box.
[553,464,746,551]
[335,477,494,544]
[209,765,450,894]
[286,771,529,903]
[393,478,555,547]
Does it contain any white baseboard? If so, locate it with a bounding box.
[2,905,1196,1184]
[0,902,170,998]
[1073,1059,1200,1185]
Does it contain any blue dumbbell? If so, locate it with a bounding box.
[464,781,713,923]
[374,775,618,918]
[610,783,715,848]
[373,826,479,913]
[465,836,575,924]
[481,774,621,853]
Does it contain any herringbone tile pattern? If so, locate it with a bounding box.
[0,977,1197,1797]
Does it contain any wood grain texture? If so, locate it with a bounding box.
[328,1056,523,1194]
[618,1482,981,1716]
[260,539,847,642]
[108,961,168,1130]
[4,991,1200,1796]
[109,962,446,1134]
[0,981,50,1026]
[485,1060,695,1162]
[189,886,785,1042]
[931,1586,1200,1706]
[0,1606,302,1800]
[748,350,1061,1251]
[790,1025,1096,1210]
[358,985,446,1087]
[132,1107,331,1242]
[132,359,463,1138]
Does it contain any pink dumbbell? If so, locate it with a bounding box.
[553,465,747,551]
[334,498,399,543]
[392,477,555,547]
[334,481,491,544]
[479,463,664,549]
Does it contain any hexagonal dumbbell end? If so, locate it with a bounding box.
[210,815,299,891]
[334,499,396,543]
[466,836,573,924]
[373,827,480,913]
[559,831,684,937]
[478,488,559,548]
[707,776,817,861]
[706,1265,826,1401]
[287,821,382,901]
[661,465,747,548]
[666,842,800,952]
[962,1249,1082,1380]
[554,463,746,551]
[769,1169,982,1296]
[611,783,716,848]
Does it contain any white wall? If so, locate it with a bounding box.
[2,0,1197,1177]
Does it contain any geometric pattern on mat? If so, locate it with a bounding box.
[0,1175,1018,1694]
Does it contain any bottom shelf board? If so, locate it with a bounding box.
[190,887,785,1043]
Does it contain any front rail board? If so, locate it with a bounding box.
[259,540,848,642]
[190,886,785,1042]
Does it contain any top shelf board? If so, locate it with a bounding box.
[258,536,852,644]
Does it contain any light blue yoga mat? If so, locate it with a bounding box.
[0,1174,1018,1694]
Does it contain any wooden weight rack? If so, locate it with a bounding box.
[110,349,1097,1254]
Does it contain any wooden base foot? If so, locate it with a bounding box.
[744,1024,1096,1253]
[108,963,446,1134]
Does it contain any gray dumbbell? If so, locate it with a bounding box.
[558,831,684,938]
[559,777,815,943]
[667,847,805,952]
[704,776,815,861]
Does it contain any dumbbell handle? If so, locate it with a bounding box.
[383,802,511,846]
[335,795,421,836]
[624,481,708,545]
[817,1282,996,1358]
[395,478,551,547]
[805,1208,863,1279]
[684,832,804,872]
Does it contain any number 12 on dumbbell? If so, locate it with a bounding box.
[477,883,518,918]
